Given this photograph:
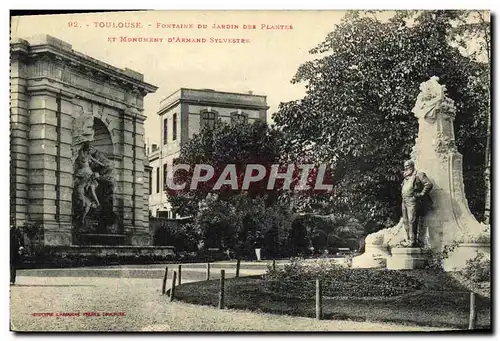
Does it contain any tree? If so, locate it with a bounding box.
[168,119,299,258]
[195,193,293,259]
[273,10,489,229]
[291,213,364,254]
[452,10,491,224]
[167,119,283,217]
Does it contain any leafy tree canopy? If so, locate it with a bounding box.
[167,119,283,217]
[274,10,489,227]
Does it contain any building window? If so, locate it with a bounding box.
[156,167,160,193]
[231,111,248,124]
[201,110,217,129]
[148,169,152,195]
[163,118,168,145]
[172,113,177,141]
[163,163,168,189]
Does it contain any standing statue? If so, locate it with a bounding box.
[73,141,104,226]
[401,160,433,247]
[88,145,119,231]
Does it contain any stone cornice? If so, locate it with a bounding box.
[158,98,270,115]
[11,36,158,95]
[10,39,30,59]
[148,154,160,162]
[26,80,147,121]
[158,88,269,115]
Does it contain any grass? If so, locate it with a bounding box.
[172,270,491,330]
[10,276,447,332]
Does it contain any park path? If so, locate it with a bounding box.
[10,266,452,332]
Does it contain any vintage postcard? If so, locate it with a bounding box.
[9,10,491,332]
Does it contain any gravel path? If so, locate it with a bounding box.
[10,275,451,332]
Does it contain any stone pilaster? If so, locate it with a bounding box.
[143,165,152,219]
[119,111,134,242]
[59,95,78,241]
[120,107,151,246]
[28,91,71,246]
[10,50,30,228]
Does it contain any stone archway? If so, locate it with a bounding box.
[92,118,114,157]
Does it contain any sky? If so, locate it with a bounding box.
[10,10,358,146]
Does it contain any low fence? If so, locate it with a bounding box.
[160,264,487,330]
[161,259,260,296]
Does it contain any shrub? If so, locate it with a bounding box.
[462,252,490,283]
[263,258,423,299]
[422,241,460,271]
[153,220,200,252]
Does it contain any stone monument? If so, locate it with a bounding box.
[352,76,490,271]
[10,35,172,257]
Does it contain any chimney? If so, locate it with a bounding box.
[248,90,253,95]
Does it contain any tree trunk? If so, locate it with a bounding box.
[484,114,491,224]
[480,10,491,225]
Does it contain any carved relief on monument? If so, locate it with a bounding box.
[412,76,444,122]
[27,57,135,106]
[433,131,458,163]
[410,138,419,161]
[61,65,72,83]
[71,99,121,237]
[71,102,94,160]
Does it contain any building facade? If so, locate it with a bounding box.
[10,35,157,248]
[148,88,268,217]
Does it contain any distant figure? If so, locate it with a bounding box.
[10,225,24,285]
[401,160,433,247]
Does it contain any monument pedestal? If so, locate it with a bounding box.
[352,244,389,268]
[387,247,426,270]
[444,243,490,271]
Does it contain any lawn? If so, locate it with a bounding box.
[171,270,491,330]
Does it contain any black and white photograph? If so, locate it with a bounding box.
[8,9,492,332]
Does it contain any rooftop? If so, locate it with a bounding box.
[158,88,268,113]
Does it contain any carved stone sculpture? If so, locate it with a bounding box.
[411,75,445,123]
[352,76,490,270]
[71,106,95,164]
[73,141,104,228]
[89,146,119,233]
[71,104,119,234]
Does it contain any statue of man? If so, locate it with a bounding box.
[401,160,434,247]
